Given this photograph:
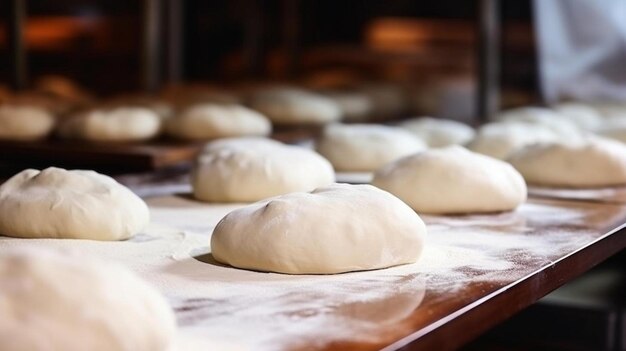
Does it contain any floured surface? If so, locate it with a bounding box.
[529,185,626,204]
[0,195,625,350]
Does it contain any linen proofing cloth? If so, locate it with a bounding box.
[534,0,626,103]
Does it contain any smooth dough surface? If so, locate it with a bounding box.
[211,183,426,274]
[399,117,475,147]
[553,102,603,131]
[372,146,527,214]
[321,90,373,122]
[193,138,335,202]
[166,103,271,140]
[508,137,626,187]
[0,167,149,240]
[496,106,583,139]
[316,123,426,172]
[467,122,561,159]
[0,248,176,351]
[57,107,161,141]
[248,87,341,125]
[0,105,55,141]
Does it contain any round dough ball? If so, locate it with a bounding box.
[0,248,176,351]
[193,138,334,202]
[248,87,342,125]
[166,103,271,140]
[57,107,161,142]
[320,90,373,122]
[0,105,55,141]
[496,106,582,139]
[553,102,603,131]
[357,82,410,120]
[0,167,149,240]
[316,123,426,172]
[211,183,426,274]
[399,117,475,147]
[508,137,626,188]
[372,146,527,214]
[467,122,561,159]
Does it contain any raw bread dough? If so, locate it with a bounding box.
[316,123,426,172]
[193,138,335,202]
[467,122,561,159]
[0,167,149,240]
[399,117,475,147]
[166,103,271,140]
[372,146,527,214]
[357,83,409,120]
[0,105,55,141]
[57,107,161,142]
[496,106,583,139]
[508,137,626,187]
[553,102,603,130]
[0,248,176,351]
[211,183,426,274]
[321,90,373,122]
[248,87,341,125]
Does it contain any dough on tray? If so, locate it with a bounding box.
[57,107,161,142]
[316,123,426,172]
[467,121,561,159]
[0,167,149,240]
[192,138,334,202]
[165,103,271,140]
[0,105,55,141]
[508,137,626,188]
[0,248,176,351]
[211,183,426,274]
[399,117,475,147]
[248,87,342,125]
[372,146,527,214]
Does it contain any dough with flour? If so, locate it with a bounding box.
[553,102,603,131]
[508,137,626,187]
[0,248,176,351]
[399,117,475,147]
[0,167,149,240]
[248,87,342,125]
[316,123,426,172]
[166,103,271,140]
[467,122,561,159]
[193,138,335,202]
[57,107,161,142]
[211,183,426,274]
[0,105,55,141]
[496,106,583,139]
[372,146,527,214]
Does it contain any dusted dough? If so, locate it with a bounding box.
[467,122,561,159]
[0,248,176,351]
[553,102,603,131]
[166,103,271,140]
[372,146,527,214]
[496,106,583,139]
[0,105,55,141]
[508,137,626,188]
[316,123,426,172]
[57,107,161,142]
[321,90,373,122]
[211,183,426,274]
[193,138,334,202]
[0,167,149,240]
[399,117,475,147]
[248,87,341,125]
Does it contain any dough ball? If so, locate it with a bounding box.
[0,105,55,141]
[399,117,475,147]
[467,122,561,159]
[193,138,334,202]
[320,90,373,122]
[57,107,161,142]
[316,123,426,172]
[496,106,583,139]
[166,103,271,140]
[372,146,527,214]
[211,183,426,274]
[356,82,410,120]
[248,87,342,125]
[553,102,603,131]
[508,137,626,188]
[103,95,174,119]
[0,167,149,240]
[0,248,176,351]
